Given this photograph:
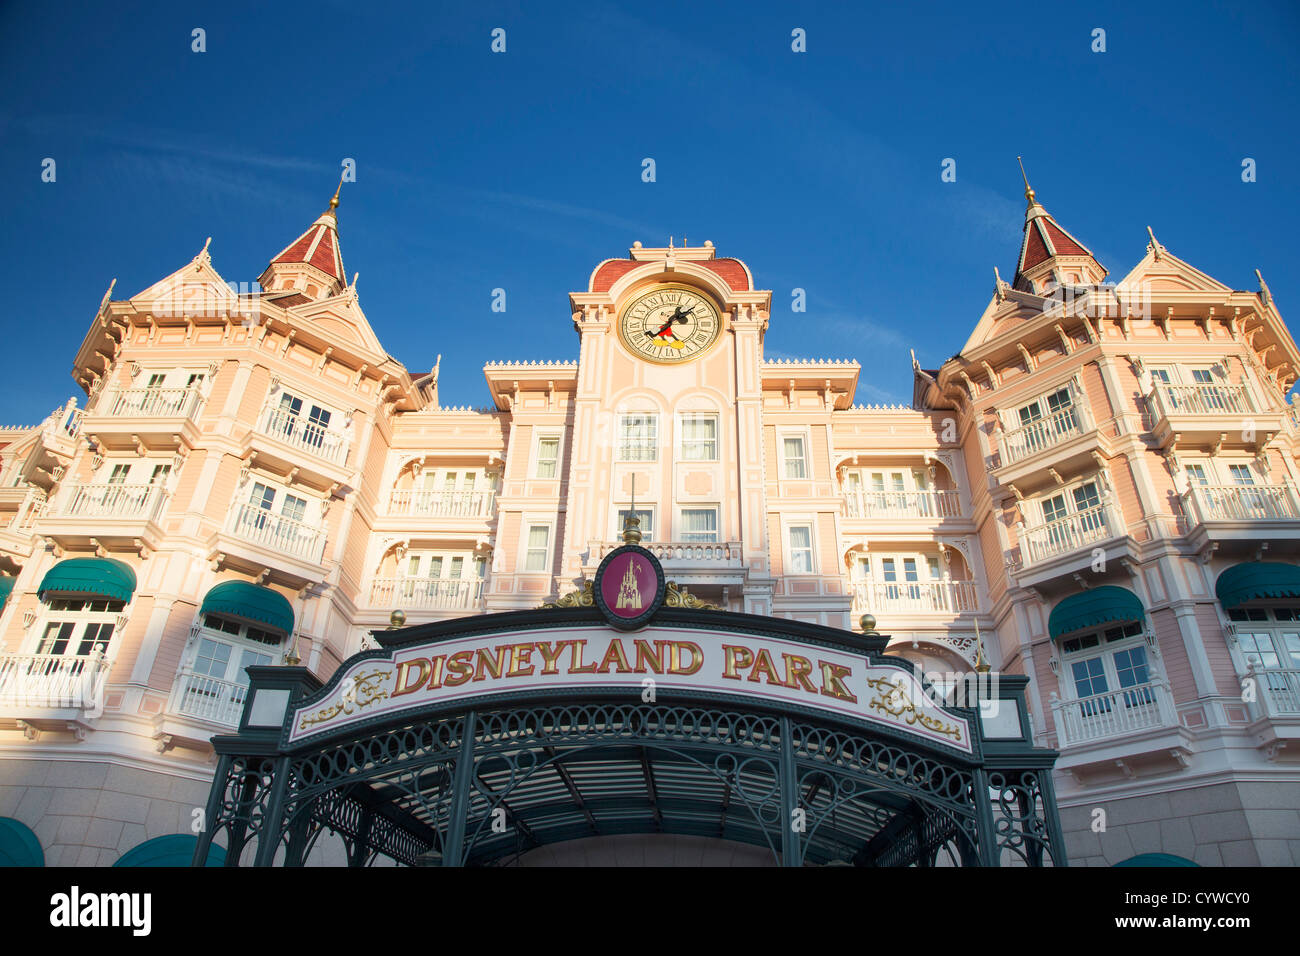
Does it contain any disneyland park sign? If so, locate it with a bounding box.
[287,545,974,753]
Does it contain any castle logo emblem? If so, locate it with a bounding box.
[594,546,665,630]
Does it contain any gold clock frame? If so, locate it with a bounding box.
[615,283,725,366]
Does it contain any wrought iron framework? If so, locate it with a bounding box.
[193,609,1066,867]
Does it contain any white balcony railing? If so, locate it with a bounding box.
[60,482,169,522]
[388,489,496,519]
[592,540,744,568]
[371,577,484,611]
[1019,503,1115,566]
[999,404,1087,467]
[852,580,979,614]
[1186,484,1300,523]
[1051,678,1177,747]
[0,648,108,711]
[256,406,349,466]
[1148,382,1256,419]
[1248,666,1300,717]
[167,669,248,727]
[227,503,325,563]
[843,489,961,519]
[102,385,204,420]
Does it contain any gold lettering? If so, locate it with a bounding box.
[633,639,667,674]
[597,639,632,674]
[426,655,446,690]
[722,644,753,680]
[781,653,818,694]
[444,650,475,687]
[392,658,431,698]
[569,640,598,674]
[473,645,511,682]
[747,648,782,685]
[668,641,704,676]
[818,660,857,702]
[507,643,536,678]
[535,640,570,675]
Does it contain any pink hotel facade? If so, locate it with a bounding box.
[1,183,1299,866]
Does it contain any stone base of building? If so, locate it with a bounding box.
[1059,780,1300,866]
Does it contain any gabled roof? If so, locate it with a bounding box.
[1113,233,1232,294]
[268,209,345,281]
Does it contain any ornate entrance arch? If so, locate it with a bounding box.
[192,604,1066,867]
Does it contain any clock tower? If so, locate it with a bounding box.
[565,241,774,613]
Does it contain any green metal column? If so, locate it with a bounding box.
[191,754,231,867]
[253,755,292,867]
[779,716,801,867]
[1039,771,1069,867]
[442,710,478,867]
[972,768,999,867]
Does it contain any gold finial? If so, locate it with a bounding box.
[283,632,301,666]
[974,619,991,673]
[1017,156,1035,205]
[389,609,406,629]
[622,474,642,544]
[329,172,344,213]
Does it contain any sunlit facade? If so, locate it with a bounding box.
[1,182,1298,866]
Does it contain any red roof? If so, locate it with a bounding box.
[590,256,750,292]
[269,212,344,281]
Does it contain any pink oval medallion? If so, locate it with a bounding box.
[600,551,652,619]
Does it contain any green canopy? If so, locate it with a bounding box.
[1049,586,1145,639]
[1215,561,1300,609]
[38,558,136,603]
[1114,853,1198,868]
[0,817,43,867]
[0,577,14,609]
[114,834,225,867]
[200,580,294,635]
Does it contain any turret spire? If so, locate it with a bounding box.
[1017,155,1035,206]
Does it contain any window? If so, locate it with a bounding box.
[535,436,560,478]
[783,437,807,479]
[107,464,130,484]
[34,597,125,658]
[679,508,718,542]
[1227,607,1300,679]
[275,390,334,448]
[524,525,551,571]
[1060,621,1153,715]
[679,414,718,461]
[1017,387,1072,427]
[618,414,658,461]
[788,525,814,573]
[1228,464,1255,486]
[1184,463,1208,486]
[617,508,654,541]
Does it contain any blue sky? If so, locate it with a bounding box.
[2,1,1298,422]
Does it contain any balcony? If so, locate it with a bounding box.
[209,503,328,587]
[842,490,961,520]
[371,577,484,612]
[588,540,746,586]
[1182,484,1300,553]
[38,482,169,553]
[1250,667,1300,718]
[1050,678,1179,749]
[1018,502,1120,567]
[165,669,248,728]
[245,406,352,491]
[851,580,978,615]
[1146,382,1282,452]
[388,489,496,520]
[0,649,109,723]
[82,385,205,452]
[991,401,1110,492]
[226,504,325,563]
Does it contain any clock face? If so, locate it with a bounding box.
[617,287,722,364]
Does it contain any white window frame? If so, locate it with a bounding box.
[1034,476,1105,527]
[677,505,719,543]
[780,431,809,480]
[1057,621,1154,705]
[617,413,659,462]
[29,596,127,658]
[522,522,554,573]
[784,521,816,575]
[615,505,655,542]
[533,433,562,479]
[677,413,719,462]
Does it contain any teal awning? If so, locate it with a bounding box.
[201,580,294,635]
[1215,561,1300,609]
[1115,853,1198,868]
[38,558,136,603]
[0,577,14,609]
[1049,586,1145,639]
[0,817,43,867]
[114,834,225,867]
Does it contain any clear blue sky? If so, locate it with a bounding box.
[2,1,1297,423]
